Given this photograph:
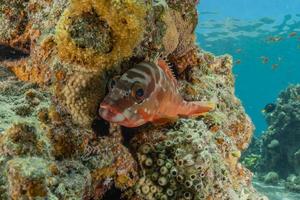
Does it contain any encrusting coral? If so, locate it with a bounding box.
[55,0,147,72]
[7,157,50,200]
[0,0,30,52]
[0,0,266,199]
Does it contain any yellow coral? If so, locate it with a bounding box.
[161,9,179,55]
[7,60,49,84]
[60,72,105,127]
[55,0,147,72]
[170,9,196,57]
[3,35,55,84]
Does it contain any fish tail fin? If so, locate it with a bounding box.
[178,101,215,118]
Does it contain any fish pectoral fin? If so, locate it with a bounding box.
[179,101,215,118]
[152,115,178,126]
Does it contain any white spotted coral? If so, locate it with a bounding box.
[129,119,234,200]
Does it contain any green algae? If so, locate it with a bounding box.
[0,67,50,131]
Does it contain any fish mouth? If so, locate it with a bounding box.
[99,103,126,123]
[99,102,145,127]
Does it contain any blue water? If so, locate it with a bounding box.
[196,0,300,136]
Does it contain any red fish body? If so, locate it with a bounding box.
[99,59,214,127]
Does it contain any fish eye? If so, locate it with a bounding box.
[131,82,145,103]
[136,88,144,97]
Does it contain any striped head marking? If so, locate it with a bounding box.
[99,62,159,127]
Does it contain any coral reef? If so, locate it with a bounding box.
[285,174,300,192]
[55,0,146,72]
[263,171,279,185]
[0,67,50,130]
[7,157,50,199]
[0,0,30,52]
[0,0,265,199]
[242,84,300,193]
[127,120,238,199]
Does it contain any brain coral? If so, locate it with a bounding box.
[55,0,147,72]
[60,71,106,127]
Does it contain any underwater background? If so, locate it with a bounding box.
[0,0,299,199]
[196,0,300,136]
[197,1,300,199]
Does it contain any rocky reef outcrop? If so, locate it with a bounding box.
[242,84,300,193]
[0,0,265,199]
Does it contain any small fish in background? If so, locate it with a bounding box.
[262,103,276,114]
[234,59,241,65]
[235,48,242,53]
[277,57,282,62]
[99,59,215,127]
[260,56,269,64]
[266,36,283,43]
[272,64,279,70]
[288,31,297,38]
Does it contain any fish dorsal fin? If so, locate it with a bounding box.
[157,57,177,85]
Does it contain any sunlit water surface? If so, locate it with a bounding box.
[197,0,300,136]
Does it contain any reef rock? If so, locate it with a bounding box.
[0,0,265,199]
[263,171,279,185]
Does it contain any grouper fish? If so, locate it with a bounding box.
[99,59,214,127]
